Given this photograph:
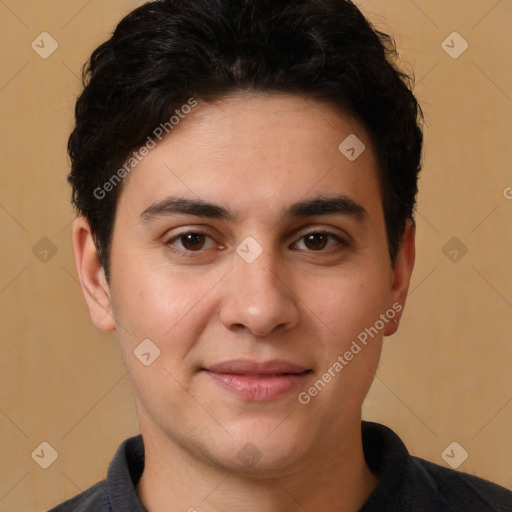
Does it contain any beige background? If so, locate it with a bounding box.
[0,1,510,510]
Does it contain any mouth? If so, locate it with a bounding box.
[201,359,313,402]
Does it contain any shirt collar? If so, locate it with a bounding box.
[104,421,411,511]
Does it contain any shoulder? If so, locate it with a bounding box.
[407,456,512,511]
[361,422,512,511]
[47,480,107,512]
[47,434,145,512]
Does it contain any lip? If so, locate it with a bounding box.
[202,359,312,401]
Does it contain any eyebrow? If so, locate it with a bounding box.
[139,195,368,224]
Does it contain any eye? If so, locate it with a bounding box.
[167,232,216,252]
[293,231,349,251]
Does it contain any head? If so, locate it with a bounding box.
[70,0,421,473]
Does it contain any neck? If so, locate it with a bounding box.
[136,418,378,512]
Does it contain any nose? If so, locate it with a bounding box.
[218,246,301,337]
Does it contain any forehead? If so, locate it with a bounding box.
[116,92,382,223]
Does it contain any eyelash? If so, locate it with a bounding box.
[165,230,351,257]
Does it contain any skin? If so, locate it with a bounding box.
[72,92,415,512]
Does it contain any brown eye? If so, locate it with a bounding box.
[292,231,350,252]
[303,233,328,250]
[165,231,220,257]
[179,233,206,251]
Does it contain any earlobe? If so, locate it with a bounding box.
[71,217,116,332]
[384,219,416,336]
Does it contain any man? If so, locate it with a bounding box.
[50,0,512,510]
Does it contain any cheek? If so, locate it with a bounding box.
[109,259,236,378]
[306,272,387,408]
[110,268,213,415]
[109,263,210,352]
[304,265,390,345]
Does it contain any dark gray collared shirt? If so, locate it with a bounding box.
[48,422,512,511]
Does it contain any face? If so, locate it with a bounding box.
[73,93,414,474]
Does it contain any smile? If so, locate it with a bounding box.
[202,359,313,401]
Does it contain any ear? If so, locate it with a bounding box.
[71,216,116,332]
[384,219,415,336]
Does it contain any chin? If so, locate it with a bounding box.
[201,419,312,475]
